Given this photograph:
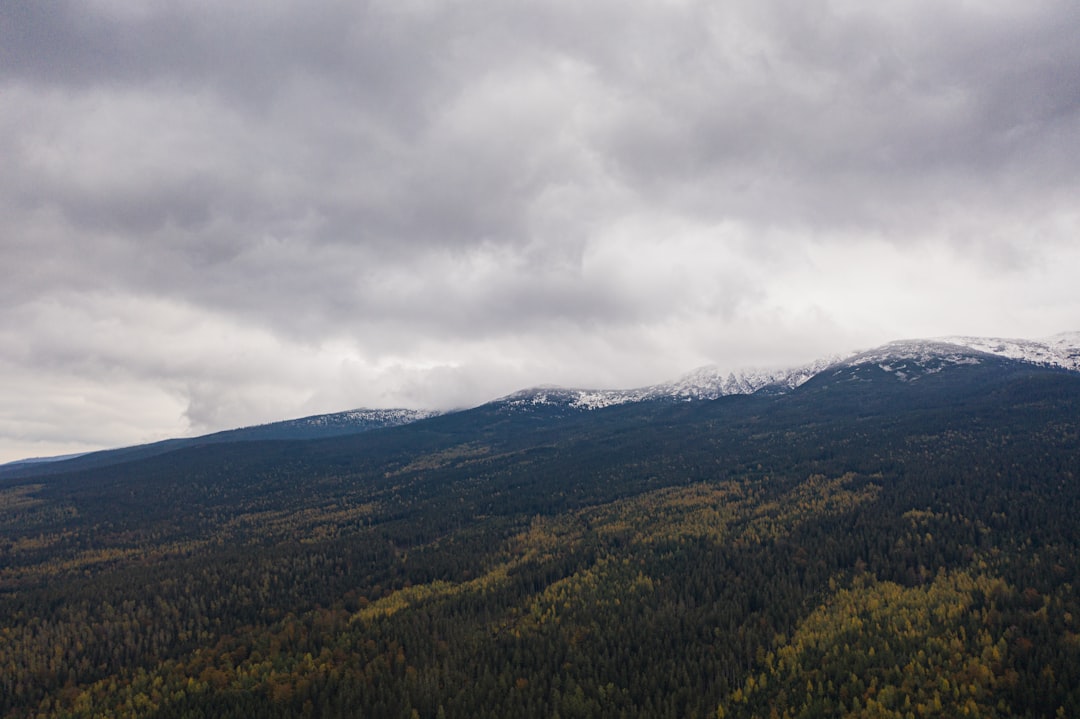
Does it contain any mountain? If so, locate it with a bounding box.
[201,407,441,441]
[839,332,1080,376]
[492,331,1080,413]
[6,332,1079,475]
[0,407,440,480]
[1,451,91,467]
[2,332,1079,717]
[6,332,1078,477]
[493,356,841,413]
[944,331,1080,369]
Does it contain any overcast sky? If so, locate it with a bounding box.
[3,0,1079,462]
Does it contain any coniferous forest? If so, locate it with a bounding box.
[2,358,1080,718]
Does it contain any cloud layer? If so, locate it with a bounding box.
[3,0,1080,461]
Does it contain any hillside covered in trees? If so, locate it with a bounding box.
[2,356,1079,718]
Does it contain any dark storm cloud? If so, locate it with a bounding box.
[2,0,1079,461]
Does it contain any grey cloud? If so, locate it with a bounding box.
[7,1,1078,274]
[1,3,424,111]
[2,1,1079,461]
[587,2,1080,233]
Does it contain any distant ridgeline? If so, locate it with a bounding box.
[1,333,1079,718]
[0,408,440,480]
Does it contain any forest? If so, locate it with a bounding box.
[1,358,1079,718]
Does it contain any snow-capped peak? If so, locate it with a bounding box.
[829,333,1080,383]
[492,331,1080,414]
[493,357,841,412]
[652,356,842,400]
[290,407,441,429]
[936,333,1080,372]
[842,339,985,366]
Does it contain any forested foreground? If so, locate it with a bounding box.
[2,366,1080,718]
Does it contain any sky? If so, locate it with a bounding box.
[3,0,1080,463]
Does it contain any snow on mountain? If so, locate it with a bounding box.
[1,409,444,476]
[649,356,842,401]
[287,408,441,429]
[565,388,653,410]
[495,387,639,411]
[494,357,841,412]
[495,332,1080,412]
[836,340,987,381]
[938,332,1080,372]
[830,333,1080,382]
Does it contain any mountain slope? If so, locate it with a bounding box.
[490,355,841,413]
[0,407,440,480]
[490,332,1080,414]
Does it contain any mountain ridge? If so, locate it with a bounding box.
[492,331,1080,411]
[5,331,1078,471]
[0,407,441,478]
